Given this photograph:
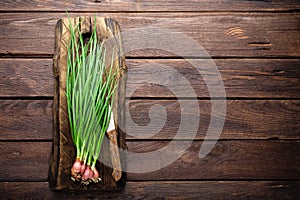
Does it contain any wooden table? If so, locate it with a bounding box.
[0,1,299,199]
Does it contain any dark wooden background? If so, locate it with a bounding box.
[0,1,300,199]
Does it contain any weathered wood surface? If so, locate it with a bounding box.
[0,0,299,198]
[0,0,299,12]
[1,181,299,199]
[0,142,52,181]
[0,100,52,140]
[1,141,299,181]
[1,100,299,141]
[0,59,53,97]
[127,59,300,98]
[50,17,126,190]
[0,13,299,57]
[126,99,300,140]
[126,140,300,180]
[1,59,299,98]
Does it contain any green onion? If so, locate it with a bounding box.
[66,16,119,185]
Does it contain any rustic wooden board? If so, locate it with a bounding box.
[0,0,299,12]
[50,17,127,190]
[1,100,300,141]
[1,181,299,199]
[1,141,299,181]
[0,13,299,57]
[1,59,300,98]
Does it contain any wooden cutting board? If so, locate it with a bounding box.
[49,16,127,191]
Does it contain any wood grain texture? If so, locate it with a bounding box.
[127,140,300,180]
[1,100,299,141]
[127,59,300,98]
[0,13,299,57]
[0,0,299,12]
[126,99,300,140]
[0,59,53,97]
[0,0,299,198]
[0,142,51,181]
[1,59,299,98]
[1,181,299,200]
[1,141,299,181]
[0,100,52,140]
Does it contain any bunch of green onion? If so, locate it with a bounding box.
[66,19,118,185]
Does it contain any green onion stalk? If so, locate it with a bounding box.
[65,18,119,185]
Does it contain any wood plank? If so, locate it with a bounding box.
[0,59,53,97]
[0,141,299,181]
[1,100,299,141]
[0,100,52,140]
[1,59,299,98]
[126,100,300,140]
[0,13,299,57]
[0,142,51,181]
[127,59,300,98]
[0,181,299,199]
[126,140,300,180]
[0,0,299,12]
